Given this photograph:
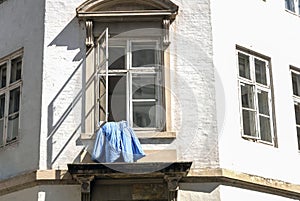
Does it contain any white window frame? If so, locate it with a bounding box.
[0,49,23,147]
[237,49,274,145]
[290,68,300,151]
[96,33,164,131]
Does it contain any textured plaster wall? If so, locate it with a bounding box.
[0,185,80,201]
[39,0,86,169]
[170,0,219,168]
[0,0,44,179]
[211,0,300,183]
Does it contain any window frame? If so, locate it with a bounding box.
[0,49,23,147]
[290,67,300,151]
[237,49,275,145]
[285,0,300,15]
[96,33,165,132]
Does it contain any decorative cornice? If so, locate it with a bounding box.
[1,167,300,199]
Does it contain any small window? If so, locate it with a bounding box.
[0,51,23,147]
[237,50,274,144]
[291,69,300,150]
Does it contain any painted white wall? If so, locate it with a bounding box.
[220,185,298,201]
[39,0,86,170]
[0,185,80,201]
[0,0,45,179]
[170,0,219,168]
[211,0,300,183]
[179,183,220,201]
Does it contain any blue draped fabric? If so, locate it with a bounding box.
[91,121,145,163]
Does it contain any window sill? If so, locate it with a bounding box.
[80,131,176,140]
[242,136,274,146]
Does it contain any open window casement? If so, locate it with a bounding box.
[96,28,109,126]
[79,0,178,133]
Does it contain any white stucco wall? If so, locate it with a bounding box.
[39,0,86,169]
[211,0,300,183]
[0,185,80,201]
[0,0,44,179]
[179,183,220,201]
[169,0,219,169]
[220,185,298,201]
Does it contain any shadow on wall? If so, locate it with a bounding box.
[46,17,87,169]
[49,17,85,62]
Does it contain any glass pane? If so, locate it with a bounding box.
[132,42,157,67]
[133,101,156,128]
[294,104,300,125]
[9,87,20,114]
[108,46,126,70]
[98,33,107,67]
[255,58,267,85]
[0,119,3,146]
[238,53,250,79]
[99,76,107,122]
[292,72,300,96]
[242,110,257,137]
[132,74,156,99]
[108,76,126,122]
[10,56,22,83]
[0,63,7,88]
[259,116,272,143]
[241,84,255,109]
[297,127,300,150]
[257,90,269,116]
[285,0,295,12]
[7,113,19,142]
[0,94,5,118]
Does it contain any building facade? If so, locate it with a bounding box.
[0,0,300,200]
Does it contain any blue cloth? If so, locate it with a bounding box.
[91,121,145,163]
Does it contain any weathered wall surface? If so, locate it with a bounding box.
[211,0,300,183]
[0,185,80,201]
[39,0,86,169]
[0,0,44,179]
[179,183,220,201]
[169,0,219,169]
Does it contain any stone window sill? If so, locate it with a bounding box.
[80,131,176,140]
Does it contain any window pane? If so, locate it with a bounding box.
[0,63,7,88]
[259,116,272,143]
[0,94,5,119]
[238,53,250,79]
[10,56,22,83]
[132,42,157,67]
[255,58,267,85]
[241,84,255,109]
[133,101,156,128]
[285,0,295,12]
[242,110,257,137]
[292,72,300,96]
[257,90,269,116]
[0,119,3,146]
[108,76,126,122]
[297,127,300,150]
[294,104,300,125]
[7,113,19,142]
[9,87,20,114]
[132,74,156,99]
[108,46,126,70]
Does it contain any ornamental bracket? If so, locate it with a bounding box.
[165,175,182,201]
[74,175,95,201]
[85,20,94,47]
